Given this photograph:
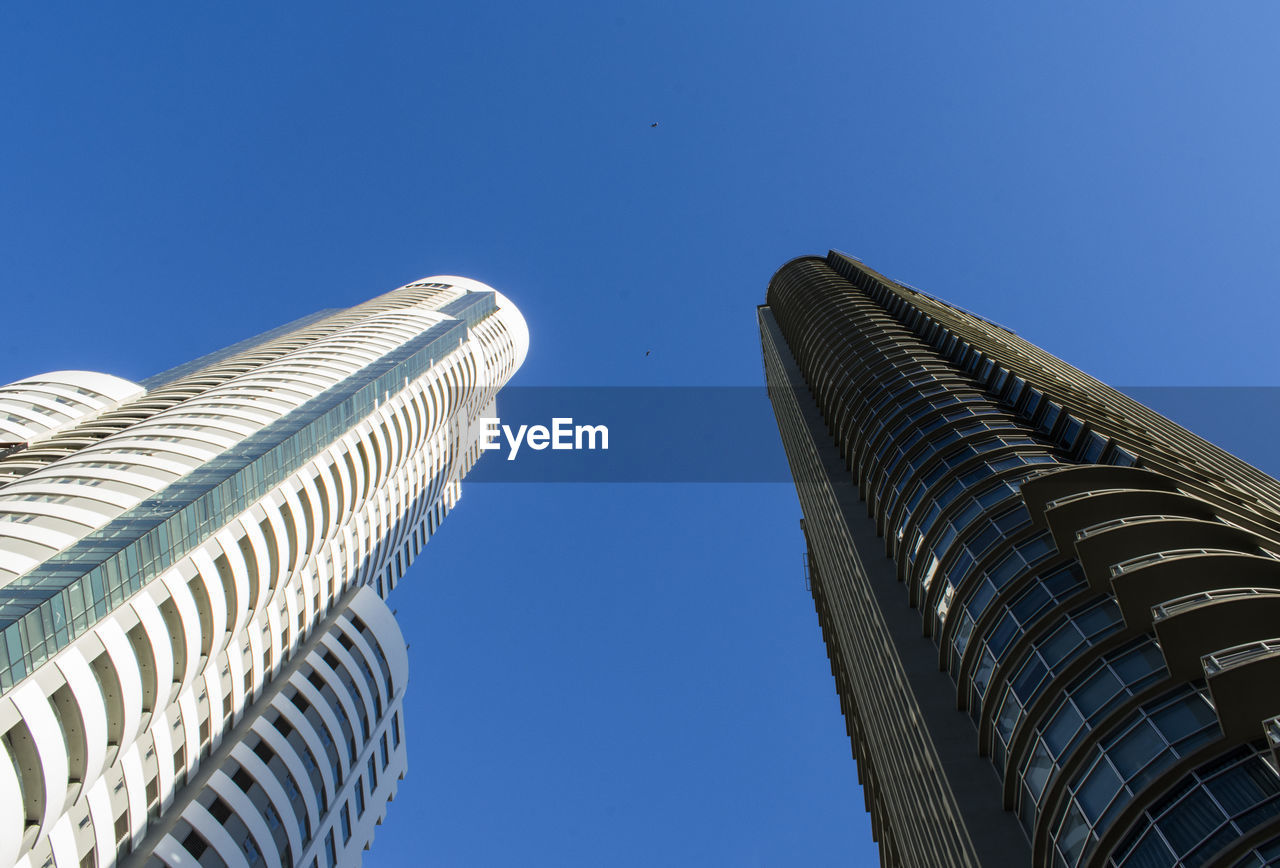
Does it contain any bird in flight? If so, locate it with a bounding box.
[645,350,651,356]
[650,122,658,128]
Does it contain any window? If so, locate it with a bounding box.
[392,712,401,748]
[1050,686,1221,866]
[368,756,378,791]
[183,830,208,859]
[380,732,389,768]
[1016,638,1168,829]
[340,803,352,843]
[355,777,366,816]
[325,829,337,868]
[1111,747,1280,868]
[208,797,232,823]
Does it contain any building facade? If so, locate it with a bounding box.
[0,276,528,868]
[760,252,1280,867]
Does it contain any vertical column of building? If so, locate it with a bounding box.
[762,255,1053,866]
[762,252,1280,867]
[0,277,528,868]
[142,587,408,868]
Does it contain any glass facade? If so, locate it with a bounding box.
[1111,744,1280,867]
[0,294,495,690]
[1048,685,1220,866]
[1015,638,1168,828]
[762,251,1280,866]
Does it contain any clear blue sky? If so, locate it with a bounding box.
[3,4,1280,866]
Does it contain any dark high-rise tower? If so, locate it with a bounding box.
[760,252,1280,867]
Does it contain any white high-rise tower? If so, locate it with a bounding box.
[0,277,528,868]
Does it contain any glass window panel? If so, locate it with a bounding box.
[1044,703,1085,754]
[1075,669,1124,714]
[1056,802,1091,865]
[973,650,997,696]
[1116,644,1169,683]
[1109,720,1164,778]
[1209,761,1280,815]
[1024,741,1055,797]
[967,580,997,620]
[1124,832,1175,868]
[1078,757,1124,822]
[1154,696,1217,744]
[1010,652,1048,700]
[969,525,1002,557]
[996,692,1024,740]
[1158,787,1225,854]
[1039,625,1084,669]
[988,617,1019,657]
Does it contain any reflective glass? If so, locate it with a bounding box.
[0,295,496,691]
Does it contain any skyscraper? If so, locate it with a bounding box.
[0,276,528,868]
[760,252,1280,867]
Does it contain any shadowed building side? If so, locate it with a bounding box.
[761,252,1280,868]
